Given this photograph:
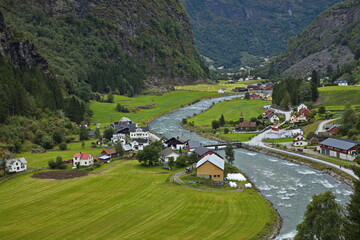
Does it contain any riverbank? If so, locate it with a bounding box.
[181,121,356,188]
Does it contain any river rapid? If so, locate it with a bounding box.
[149,95,352,240]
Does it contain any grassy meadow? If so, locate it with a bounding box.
[91,91,220,125]
[0,161,278,240]
[20,140,104,169]
[188,99,265,126]
[218,133,258,142]
[318,85,360,107]
[174,80,262,92]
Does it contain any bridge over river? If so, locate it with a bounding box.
[149,94,352,240]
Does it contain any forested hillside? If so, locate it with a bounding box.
[0,0,208,89]
[272,0,360,78]
[181,0,342,67]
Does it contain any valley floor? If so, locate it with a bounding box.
[0,160,278,240]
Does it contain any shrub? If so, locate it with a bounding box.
[59,142,67,151]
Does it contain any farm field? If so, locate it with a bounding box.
[188,99,266,126]
[174,80,262,92]
[91,91,220,125]
[0,161,278,240]
[21,140,104,169]
[262,138,293,143]
[318,85,360,107]
[219,133,257,142]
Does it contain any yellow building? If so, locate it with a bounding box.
[196,153,225,181]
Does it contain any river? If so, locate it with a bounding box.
[149,95,352,240]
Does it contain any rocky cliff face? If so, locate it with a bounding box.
[0,11,47,69]
[0,0,207,87]
[273,0,360,77]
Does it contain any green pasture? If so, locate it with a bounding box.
[302,120,322,135]
[91,91,220,125]
[0,161,278,240]
[21,140,104,169]
[262,138,293,143]
[188,99,265,126]
[219,133,258,142]
[318,86,360,107]
[174,80,262,92]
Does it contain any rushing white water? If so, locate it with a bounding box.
[149,95,352,239]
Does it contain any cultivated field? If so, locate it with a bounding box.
[188,99,265,126]
[218,133,258,142]
[0,161,278,240]
[318,85,360,107]
[91,91,220,125]
[174,80,262,92]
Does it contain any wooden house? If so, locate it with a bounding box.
[73,153,94,167]
[196,154,225,181]
[186,141,201,152]
[235,121,257,132]
[160,148,181,166]
[101,148,120,158]
[193,146,214,159]
[293,134,308,147]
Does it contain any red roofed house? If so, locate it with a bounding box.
[299,108,311,115]
[73,153,94,167]
[250,93,261,100]
[101,148,120,158]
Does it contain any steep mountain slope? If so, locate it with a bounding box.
[0,0,208,92]
[181,0,342,67]
[272,0,360,78]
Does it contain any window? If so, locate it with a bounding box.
[213,175,216,178]
[217,175,220,177]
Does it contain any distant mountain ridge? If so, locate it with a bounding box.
[272,0,360,78]
[181,0,342,67]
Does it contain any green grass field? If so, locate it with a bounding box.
[318,86,360,107]
[188,99,265,126]
[21,140,104,169]
[219,133,258,142]
[91,91,220,125]
[174,80,262,92]
[0,161,278,240]
[262,138,293,143]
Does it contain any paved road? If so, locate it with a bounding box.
[315,118,339,134]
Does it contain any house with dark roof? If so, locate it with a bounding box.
[73,153,94,167]
[5,158,27,173]
[164,136,189,150]
[186,141,201,152]
[112,123,137,135]
[193,146,214,159]
[196,153,224,181]
[160,148,181,166]
[293,134,308,147]
[235,121,257,132]
[319,138,359,160]
[131,139,149,151]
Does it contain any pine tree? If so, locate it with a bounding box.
[219,114,225,127]
[225,142,235,165]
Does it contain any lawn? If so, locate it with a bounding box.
[174,80,262,92]
[0,161,278,240]
[91,91,220,125]
[188,99,265,126]
[219,133,258,142]
[318,85,360,107]
[21,140,104,169]
[302,120,322,135]
[262,138,293,143]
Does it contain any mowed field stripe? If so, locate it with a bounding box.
[0,161,277,240]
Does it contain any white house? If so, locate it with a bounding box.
[218,88,227,93]
[336,79,348,86]
[293,134,308,146]
[5,158,27,173]
[111,133,126,145]
[129,127,149,139]
[164,136,189,150]
[131,139,149,151]
[297,103,308,112]
[73,153,94,167]
[160,148,181,166]
[269,114,280,123]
